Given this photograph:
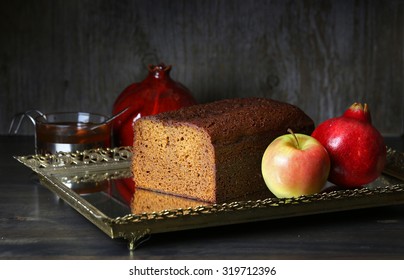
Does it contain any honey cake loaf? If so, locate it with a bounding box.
[132,97,314,203]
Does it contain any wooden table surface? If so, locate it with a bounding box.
[1,135,404,260]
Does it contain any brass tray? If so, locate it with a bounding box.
[15,147,404,250]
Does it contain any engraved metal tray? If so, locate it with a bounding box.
[15,147,404,250]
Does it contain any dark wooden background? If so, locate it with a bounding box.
[1,0,403,136]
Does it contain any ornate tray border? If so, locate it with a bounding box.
[15,147,404,250]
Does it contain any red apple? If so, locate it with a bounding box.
[261,130,330,198]
[311,103,386,187]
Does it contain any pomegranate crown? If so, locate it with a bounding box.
[342,102,372,124]
[148,63,172,78]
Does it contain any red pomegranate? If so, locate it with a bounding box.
[112,64,197,147]
[311,103,386,187]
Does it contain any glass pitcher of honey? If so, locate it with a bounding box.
[9,111,112,154]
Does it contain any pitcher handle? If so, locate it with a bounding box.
[8,109,45,134]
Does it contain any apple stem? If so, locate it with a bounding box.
[287,128,300,149]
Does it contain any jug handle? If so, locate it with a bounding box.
[8,110,45,134]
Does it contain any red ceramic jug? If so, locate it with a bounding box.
[112,64,197,147]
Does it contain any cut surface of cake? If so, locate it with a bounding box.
[131,188,207,214]
[132,97,314,203]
